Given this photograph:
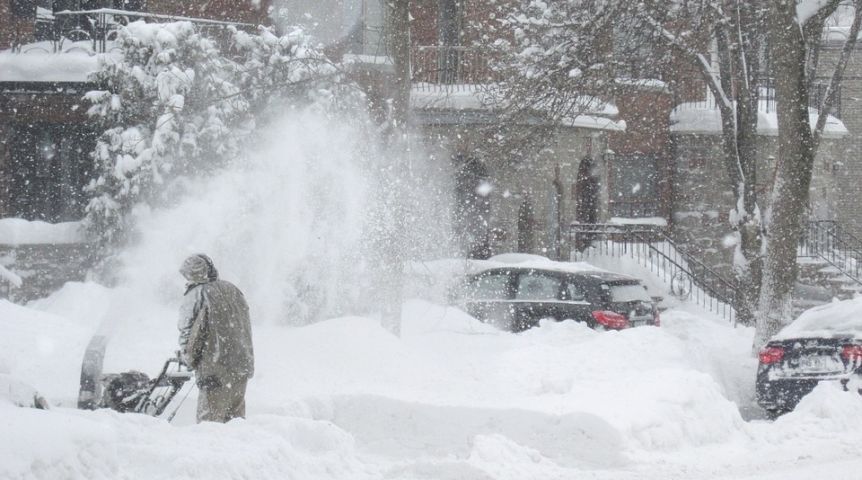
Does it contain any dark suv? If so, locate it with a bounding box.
[453,267,659,332]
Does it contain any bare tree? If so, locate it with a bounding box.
[634,0,767,326]
[755,0,862,346]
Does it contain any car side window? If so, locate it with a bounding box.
[515,273,562,300]
[564,282,586,302]
[468,274,510,300]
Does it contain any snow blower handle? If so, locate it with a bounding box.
[176,349,190,369]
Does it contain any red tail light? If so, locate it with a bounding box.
[758,346,785,365]
[653,311,661,327]
[592,310,629,329]
[841,345,862,362]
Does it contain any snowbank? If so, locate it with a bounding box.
[5,293,862,479]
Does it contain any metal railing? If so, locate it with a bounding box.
[799,220,862,285]
[411,45,498,91]
[18,8,255,54]
[673,78,841,118]
[569,223,740,322]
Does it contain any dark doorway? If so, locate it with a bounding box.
[574,156,599,251]
[453,154,491,259]
[517,197,535,253]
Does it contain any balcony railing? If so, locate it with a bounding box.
[411,45,499,91]
[15,8,255,55]
[673,78,841,118]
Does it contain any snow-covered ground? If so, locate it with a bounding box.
[3,109,861,479]
[3,291,862,479]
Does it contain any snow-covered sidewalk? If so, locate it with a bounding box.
[3,292,862,480]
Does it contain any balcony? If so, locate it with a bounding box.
[411,45,499,92]
[12,8,255,55]
[673,78,841,118]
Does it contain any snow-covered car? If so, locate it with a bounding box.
[453,266,659,332]
[756,298,862,418]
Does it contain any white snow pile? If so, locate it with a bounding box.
[4,294,862,479]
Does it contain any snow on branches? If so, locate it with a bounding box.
[84,21,338,245]
[489,0,619,122]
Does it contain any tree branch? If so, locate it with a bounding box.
[812,0,862,150]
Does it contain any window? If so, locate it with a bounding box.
[468,274,510,300]
[564,282,586,302]
[516,273,562,300]
[6,124,95,222]
[609,283,651,302]
[11,0,36,18]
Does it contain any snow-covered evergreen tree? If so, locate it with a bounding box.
[84,20,338,246]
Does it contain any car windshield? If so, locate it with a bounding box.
[608,283,651,302]
[467,273,509,300]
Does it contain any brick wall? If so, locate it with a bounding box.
[0,0,36,50]
[816,44,862,238]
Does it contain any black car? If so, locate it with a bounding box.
[454,267,659,332]
[756,300,862,418]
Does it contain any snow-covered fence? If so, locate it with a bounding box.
[42,8,256,54]
[569,223,739,323]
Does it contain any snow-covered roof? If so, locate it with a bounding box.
[609,217,668,227]
[774,297,862,340]
[411,85,626,132]
[471,253,616,277]
[0,219,85,245]
[0,41,103,83]
[670,102,848,139]
[615,78,669,92]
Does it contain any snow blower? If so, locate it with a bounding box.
[77,335,194,420]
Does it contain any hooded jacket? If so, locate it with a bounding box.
[178,255,254,381]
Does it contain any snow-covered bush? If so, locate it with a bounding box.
[84,21,339,246]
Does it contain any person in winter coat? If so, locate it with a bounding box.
[178,254,254,423]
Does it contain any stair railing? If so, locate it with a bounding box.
[569,223,740,323]
[800,220,862,285]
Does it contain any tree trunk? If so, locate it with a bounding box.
[379,0,412,337]
[757,0,816,347]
